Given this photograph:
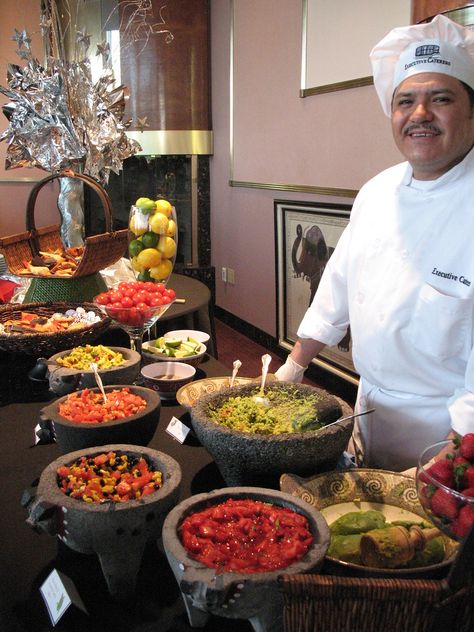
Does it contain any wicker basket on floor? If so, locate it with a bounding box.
[0,301,110,355]
[0,170,128,279]
[279,573,474,632]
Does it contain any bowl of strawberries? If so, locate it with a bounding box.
[416,433,474,541]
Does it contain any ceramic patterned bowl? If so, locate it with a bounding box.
[280,468,458,578]
[176,376,256,410]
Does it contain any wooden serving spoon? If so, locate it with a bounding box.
[359,525,441,568]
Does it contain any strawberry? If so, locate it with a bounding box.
[419,459,454,487]
[461,487,474,498]
[450,504,474,538]
[430,488,459,521]
[459,433,474,460]
[463,467,474,490]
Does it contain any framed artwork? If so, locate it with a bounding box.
[300,0,412,96]
[274,199,358,384]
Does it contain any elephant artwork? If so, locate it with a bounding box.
[291,223,351,352]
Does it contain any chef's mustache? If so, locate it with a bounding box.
[403,123,441,136]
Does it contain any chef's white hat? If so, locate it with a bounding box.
[370,14,474,116]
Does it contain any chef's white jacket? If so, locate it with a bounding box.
[298,148,474,471]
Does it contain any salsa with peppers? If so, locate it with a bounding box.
[58,387,147,423]
[57,451,163,503]
[179,498,313,573]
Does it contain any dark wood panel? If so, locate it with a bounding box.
[120,0,211,131]
[412,0,468,24]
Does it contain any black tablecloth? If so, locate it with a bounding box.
[0,355,253,632]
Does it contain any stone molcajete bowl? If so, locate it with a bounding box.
[162,487,330,632]
[22,444,182,600]
[46,346,141,396]
[39,385,161,453]
[190,382,353,487]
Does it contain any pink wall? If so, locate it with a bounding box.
[210,0,403,337]
[0,1,58,236]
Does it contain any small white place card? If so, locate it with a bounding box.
[166,416,191,443]
[40,569,87,625]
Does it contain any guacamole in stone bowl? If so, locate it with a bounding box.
[190,382,352,487]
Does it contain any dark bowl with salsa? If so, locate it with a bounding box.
[39,385,161,453]
[162,486,330,630]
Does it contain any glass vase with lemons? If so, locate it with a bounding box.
[128,197,178,286]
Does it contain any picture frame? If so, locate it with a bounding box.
[274,199,358,384]
[300,0,412,97]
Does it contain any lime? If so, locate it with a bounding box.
[154,199,173,218]
[135,197,156,214]
[149,212,169,235]
[136,247,162,269]
[141,231,159,248]
[165,338,182,348]
[128,239,144,257]
[137,269,152,282]
[158,235,177,259]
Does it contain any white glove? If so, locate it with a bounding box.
[274,356,307,383]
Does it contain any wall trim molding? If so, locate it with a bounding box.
[229,179,357,198]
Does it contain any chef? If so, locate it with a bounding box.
[276,15,474,471]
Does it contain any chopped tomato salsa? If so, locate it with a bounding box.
[179,498,313,573]
[58,387,147,423]
[57,451,163,503]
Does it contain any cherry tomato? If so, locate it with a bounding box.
[95,292,110,305]
[148,295,164,307]
[120,295,134,308]
[165,288,176,300]
[144,282,158,293]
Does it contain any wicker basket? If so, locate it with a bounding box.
[0,301,110,355]
[279,574,474,632]
[0,171,128,279]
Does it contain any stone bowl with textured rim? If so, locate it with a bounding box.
[39,385,161,453]
[162,486,330,632]
[47,346,141,395]
[22,444,182,600]
[190,381,352,487]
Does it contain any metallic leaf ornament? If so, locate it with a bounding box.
[0,1,164,185]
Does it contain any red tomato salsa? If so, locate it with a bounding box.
[58,387,147,423]
[179,498,314,573]
[57,451,163,503]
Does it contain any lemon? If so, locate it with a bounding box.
[149,212,169,235]
[135,197,156,214]
[129,213,148,236]
[130,256,144,272]
[166,219,177,237]
[136,247,162,269]
[150,259,173,280]
[154,199,173,218]
[158,235,177,259]
[141,231,159,248]
[128,239,144,257]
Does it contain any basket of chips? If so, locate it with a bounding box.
[0,171,128,279]
[0,301,111,355]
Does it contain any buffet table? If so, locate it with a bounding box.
[0,355,252,632]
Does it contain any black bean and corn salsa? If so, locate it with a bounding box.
[56,451,163,503]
